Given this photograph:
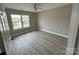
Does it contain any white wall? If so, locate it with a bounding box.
[37,4,72,37]
[66,4,79,55]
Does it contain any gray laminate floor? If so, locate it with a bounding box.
[7,30,68,55]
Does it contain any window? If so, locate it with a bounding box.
[11,14,22,29]
[11,14,30,30]
[22,15,30,27]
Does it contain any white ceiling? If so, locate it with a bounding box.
[0,3,71,12]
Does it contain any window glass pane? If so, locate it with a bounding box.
[11,14,22,29]
[22,15,30,27]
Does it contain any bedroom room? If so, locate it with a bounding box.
[0,3,79,55]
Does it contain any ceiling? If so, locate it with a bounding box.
[0,3,71,12]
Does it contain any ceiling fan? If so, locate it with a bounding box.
[20,4,43,12]
[30,4,43,11]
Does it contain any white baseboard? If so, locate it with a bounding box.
[39,29,69,38]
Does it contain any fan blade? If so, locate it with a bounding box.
[28,8,34,10]
[38,8,43,9]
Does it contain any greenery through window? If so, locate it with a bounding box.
[22,15,30,27]
[11,14,30,30]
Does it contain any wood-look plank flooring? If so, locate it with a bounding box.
[7,30,68,55]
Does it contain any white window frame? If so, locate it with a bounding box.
[11,14,30,30]
[22,15,30,28]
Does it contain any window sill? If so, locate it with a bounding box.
[13,26,30,31]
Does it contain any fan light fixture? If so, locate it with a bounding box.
[33,4,42,11]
